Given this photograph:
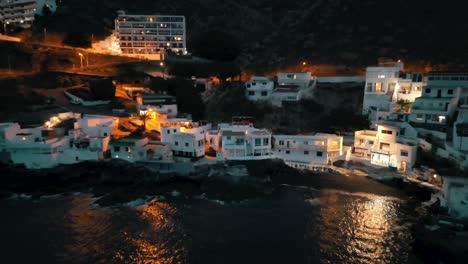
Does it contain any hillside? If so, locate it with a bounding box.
[23,0,468,73]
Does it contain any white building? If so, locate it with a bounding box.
[160,120,210,159]
[273,134,343,168]
[114,11,186,59]
[440,176,468,219]
[0,0,56,28]
[409,72,468,139]
[205,123,272,160]
[363,61,425,126]
[245,76,274,101]
[245,72,317,107]
[110,136,150,162]
[137,93,178,118]
[353,124,418,171]
[0,114,119,168]
[59,115,118,164]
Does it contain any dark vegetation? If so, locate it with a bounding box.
[21,0,468,72]
[204,82,368,133]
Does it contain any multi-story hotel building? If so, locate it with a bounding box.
[0,0,55,28]
[114,11,186,59]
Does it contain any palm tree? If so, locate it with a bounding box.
[140,111,153,131]
[396,99,411,113]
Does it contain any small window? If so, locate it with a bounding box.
[173,129,177,133]
[425,88,431,94]
[400,150,409,157]
[175,141,179,146]
[316,151,323,157]
[185,142,189,147]
[103,132,108,136]
[448,89,453,95]
[261,91,268,96]
[126,146,131,153]
[227,136,231,140]
[263,138,269,145]
[369,140,374,145]
[286,150,290,154]
[167,129,170,134]
[304,151,309,155]
[279,140,284,146]
[381,130,393,135]
[114,146,120,152]
[252,82,256,86]
[248,91,255,96]
[416,114,423,120]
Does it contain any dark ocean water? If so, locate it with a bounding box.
[0,176,420,264]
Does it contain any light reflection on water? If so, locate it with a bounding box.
[310,190,413,264]
[59,195,187,264]
[0,188,416,264]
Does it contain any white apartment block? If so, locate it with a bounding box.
[409,72,468,139]
[115,11,186,59]
[160,120,210,159]
[273,134,343,167]
[205,123,272,160]
[353,124,418,171]
[363,61,425,126]
[0,0,56,28]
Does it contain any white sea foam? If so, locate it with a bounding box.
[305,198,322,206]
[126,198,147,208]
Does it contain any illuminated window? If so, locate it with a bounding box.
[315,141,325,146]
[375,82,383,92]
[378,74,385,78]
[438,116,446,123]
[416,114,423,120]
[126,147,131,153]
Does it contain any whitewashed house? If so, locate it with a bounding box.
[110,136,149,162]
[205,123,272,160]
[353,124,418,171]
[245,76,274,101]
[59,115,118,164]
[0,122,67,168]
[409,72,468,140]
[362,61,425,126]
[440,176,468,219]
[137,93,178,118]
[273,134,343,168]
[160,120,210,159]
[245,72,317,106]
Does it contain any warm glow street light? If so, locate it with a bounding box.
[78,53,83,68]
[302,61,307,66]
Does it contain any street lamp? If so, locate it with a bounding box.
[160,62,165,79]
[3,21,9,36]
[78,52,89,68]
[78,53,83,68]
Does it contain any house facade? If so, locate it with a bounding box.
[273,134,343,166]
[206,123,272,160]
[245,76,274,101]
[353,124,418,171]
[409,72,468,139]
[363,61,425,126]
[160,120,210,159]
